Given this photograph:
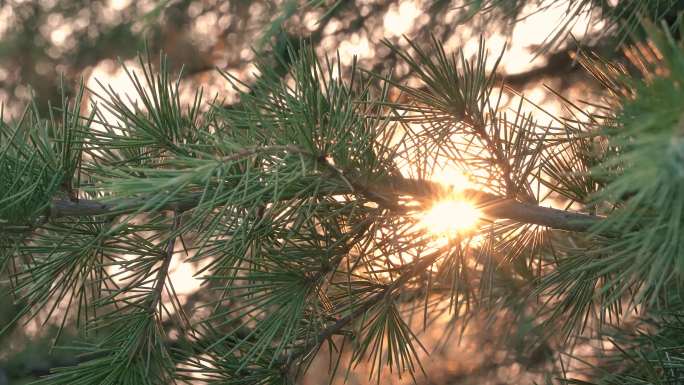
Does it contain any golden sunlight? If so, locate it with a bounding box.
[432,168,472,192]
[419,198,481,237]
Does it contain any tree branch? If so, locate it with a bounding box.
[48,175,601,233]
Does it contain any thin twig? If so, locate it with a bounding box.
[149,210,181,314]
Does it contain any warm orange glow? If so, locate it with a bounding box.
[419,198,481,237]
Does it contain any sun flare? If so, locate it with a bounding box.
[419,198,481,237]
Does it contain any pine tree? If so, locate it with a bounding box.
[2,1,684,384]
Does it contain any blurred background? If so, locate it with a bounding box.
[0,0,661,383]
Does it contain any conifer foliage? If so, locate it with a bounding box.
[2,2,684,384]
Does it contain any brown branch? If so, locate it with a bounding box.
[383,177,602,233]
[473,192,600,232]
[499,39,617,91]
[48,175,602,233]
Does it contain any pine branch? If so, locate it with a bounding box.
[48,175,602,233]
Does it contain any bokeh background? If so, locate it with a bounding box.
[0,1,641,383]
